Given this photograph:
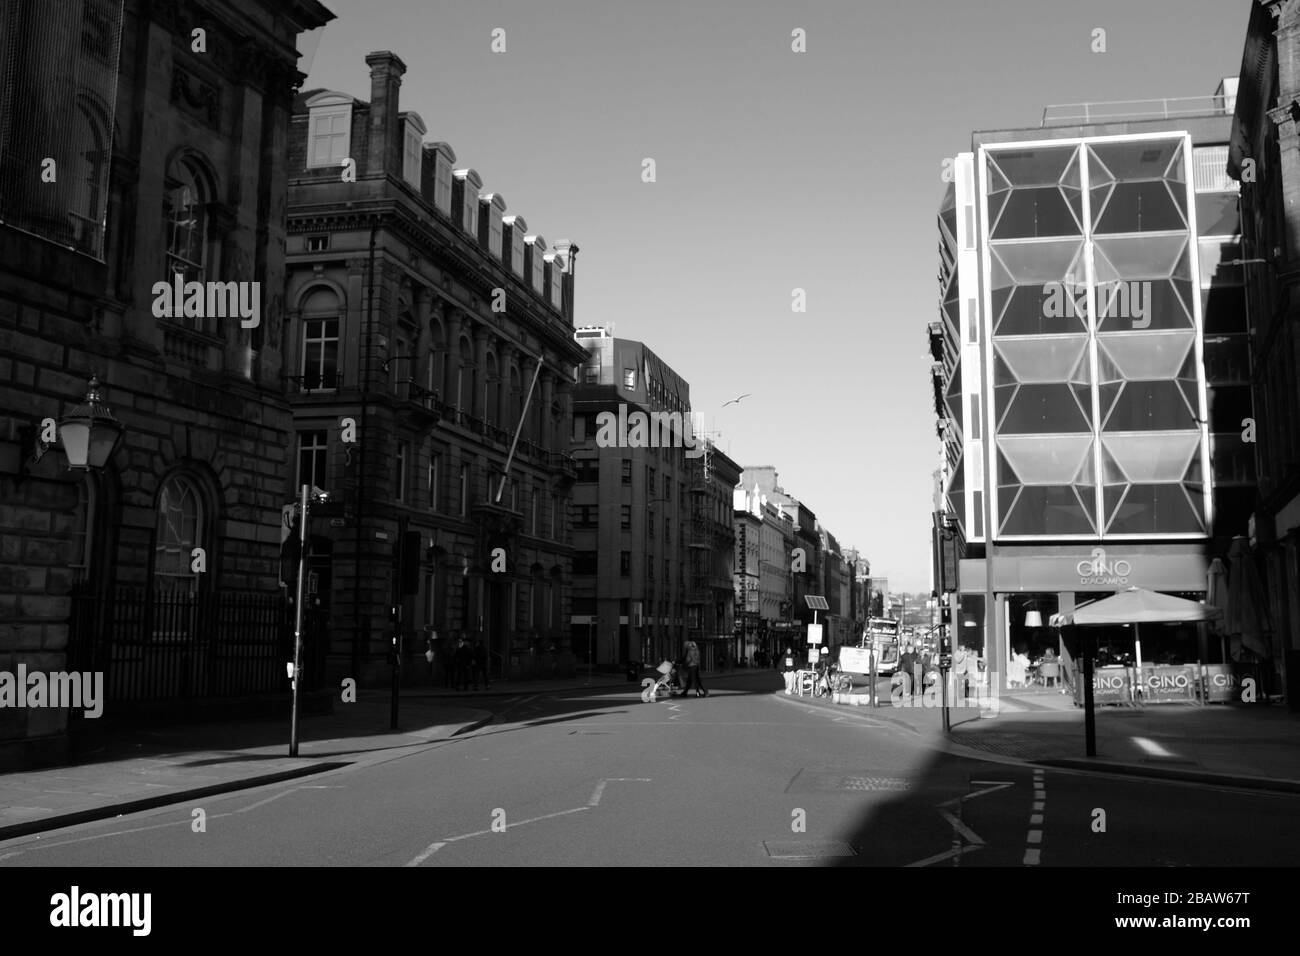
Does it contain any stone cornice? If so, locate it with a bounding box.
[288,205,586,366]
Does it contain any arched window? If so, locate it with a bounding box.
[154,475,205,592]
[163,159,209,286]
[299,287,341,391]
[71,96,110,257]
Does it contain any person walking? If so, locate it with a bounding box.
[454,636,473,692]
[471,637,489,690]
[782,645,797,694]
[899,645,918,697]
[681,639,708,697]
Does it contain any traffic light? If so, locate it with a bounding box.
[399,530,421,595]
[940,604,952,625]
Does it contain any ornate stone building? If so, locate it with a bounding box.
[284,52,587,684]
[0,0,334,764]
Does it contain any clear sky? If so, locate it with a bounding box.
[303,0,1248,592]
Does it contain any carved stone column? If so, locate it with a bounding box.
[498,342,515,436]
[473,325,489,420]
[540,366,555,453]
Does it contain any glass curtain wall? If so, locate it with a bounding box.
[982,136,1209,539]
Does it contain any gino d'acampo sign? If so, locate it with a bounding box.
[1076,548,1132,587]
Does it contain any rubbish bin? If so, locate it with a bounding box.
[626,660,641,682]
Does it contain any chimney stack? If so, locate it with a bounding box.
[554,240,578,323]
[365,51,407,179]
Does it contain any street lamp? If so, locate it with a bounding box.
[6,375,126,481]
[58,376,125,470]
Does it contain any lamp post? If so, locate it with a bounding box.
[288,485,330,756]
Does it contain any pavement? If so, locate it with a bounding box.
[781,676,1300,793]
[0,666,754,841]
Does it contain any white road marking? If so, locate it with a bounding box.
[236,788,303,813]
[588,777,651,807]
[1029,813,1043,825]
[906,845,984,867]
[405,842,446,866]
[404,806,591,866]
[1033,801,1044,811]
[1023,848,1041,865]
[1027,829,1043,844]
[938,809,985,846]
[1132,736,1174,757]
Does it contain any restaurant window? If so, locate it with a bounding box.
[621,551,631,576]
[459,465,469,516]
[621,505,631,529]
[621,459,632,484]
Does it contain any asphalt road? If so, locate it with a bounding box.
[1,671,1296,866]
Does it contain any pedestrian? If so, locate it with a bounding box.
[681,639,708,697]
[953,644,969,701]
[899,645,917,696]
[782,645,796,694]
[454,636,472,691]
[472,637,489,690]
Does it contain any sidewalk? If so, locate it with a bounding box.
[401,665,759,698]
[778,681,1300,793]
[0,696,492,842]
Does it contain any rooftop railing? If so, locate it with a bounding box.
[1040,94,1235,128]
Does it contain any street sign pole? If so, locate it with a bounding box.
[289,483,309,757]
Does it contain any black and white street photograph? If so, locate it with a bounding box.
[0,0,1295,936]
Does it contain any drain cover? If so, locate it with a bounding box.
[764,840,857,859]
[785,769,912,793]
[839,776,912,791]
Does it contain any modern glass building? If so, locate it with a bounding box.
[935,84,1251,690]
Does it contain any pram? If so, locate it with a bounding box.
[641,659,685,702]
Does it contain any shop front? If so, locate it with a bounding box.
[959,546,1214,694]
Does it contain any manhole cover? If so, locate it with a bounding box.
[839,776,911,791]
[763,840,857,859]
[786,769,913,793]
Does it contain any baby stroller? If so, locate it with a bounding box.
[641,659,685,702]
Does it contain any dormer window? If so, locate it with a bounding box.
[306,92,354,169]
[402,112,426,187]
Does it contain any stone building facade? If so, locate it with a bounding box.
[284,52,588,685]
[0,0,334,764]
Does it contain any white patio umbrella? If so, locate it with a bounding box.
[1052,588,1221,754]
[1052,588,1222,701]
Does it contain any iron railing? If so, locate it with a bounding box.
[1040,94,1234,127]
[67,584,329,707]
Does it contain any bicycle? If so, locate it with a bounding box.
[812,663,854,698]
